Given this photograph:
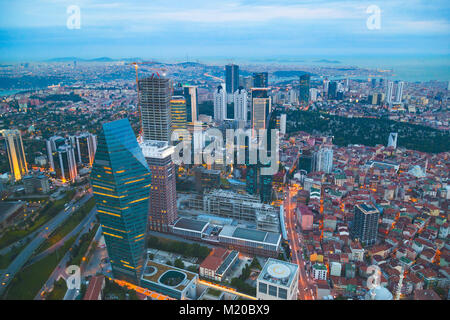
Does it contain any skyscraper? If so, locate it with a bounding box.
[70,132,97,166]
[386,80,394,104]
[214,84,227,121]
[91,118,152,283]
[1,129,28,181]
[52,144,78,183]
[140,140,177,233]
[170,95,187,132]
[395,81,404,103]
[299,74,311,104]
[388,132,398,149]
[233,87,248,122]
[225,64,239,94]
[312,146,333,174]
[251,88,271,135]
[183,86,198,123]
[253,72,268,88]
[351,203,380,246]
[328,81,338,100]
[138,75,172,142]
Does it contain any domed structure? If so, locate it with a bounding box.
[365,286,393,300]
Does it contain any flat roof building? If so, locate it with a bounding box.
[257,258,299,300]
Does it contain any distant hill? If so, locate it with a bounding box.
[272,70,315,78]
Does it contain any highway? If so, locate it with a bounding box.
[34,206,97,300]
[283,185,316,300]
[0,192,93,297]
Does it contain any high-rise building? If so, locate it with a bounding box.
[251,88,271,134]
[246,164,258,195]
[279,113,287,135]
[328,81,338,100]
[214,84,227,121]
[140,140,177,233]
[233,87,248,122]
[388,132,398,149]
[309,88,318,102]
[52,144,78,183]
[351,203,380,246]
[46,136,67,171]
[138,76,172,142]
[225,64,239,94]
[170,95,187,132]
[386,80,394,104]
[299,74,311,104]
[395,81,404,103]
[91,118,152,283]
[240,76,254,90]
[70,133,97,166]
[1,129,28,181]
[323,78,329,98]
[253,72,268,88]
[312,146,333,174]
[183,86,198,123]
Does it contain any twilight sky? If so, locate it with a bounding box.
[0,0,449,62]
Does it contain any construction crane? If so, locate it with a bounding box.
[128,61,167,135]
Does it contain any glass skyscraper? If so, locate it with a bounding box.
[90,118,152,284]
[299,74,310,104]
[226,64,239,94]
[1,129,28,181]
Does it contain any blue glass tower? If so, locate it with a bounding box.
[90,118,151,283]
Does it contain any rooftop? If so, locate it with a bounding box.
[258,258,298,288]
[172,217,209,233]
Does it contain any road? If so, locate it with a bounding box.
[0,192,93,297]
[283,185,316,300]
[26,206,97,267]
[34,208,97,300]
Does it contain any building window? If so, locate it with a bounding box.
[278,288,287,299]
[258,282,267,294]
[269,285,277,297]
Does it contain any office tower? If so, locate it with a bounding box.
[312,146,333,174]
[140,140,177,233]
[173,82,183,95]
[386,80,394,104]
[225,64,239,94]
[183,86,198,123]
[279,114,287,135]
[260,165,273,203]
[299,74,311,104]
[395,81,404,103]
[170,95,187,132]
[309,88,318,102]
[214,84,227,121]
[1,129,28,181]
[138,75,172,142]
[388,132,398,149]
[328,81,338,100]
[251,88,271,134]
[351,203,380,246]
[323,78,329,98]
[240,76,254,90]
[253,72,268,88]
[288,89,298,104]
[46,136,67,170]
[246,164,258,195]
[23,173,50,194]
[90,118,151,283]
[233,87,248,122]
[52,144,77,183]
[371,78,377,88]
[70,133,97,166]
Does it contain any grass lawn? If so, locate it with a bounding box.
[2,235,77,300]
[0,241,29,269]
[45,278,68,300]
[69,223,99,266]
[35,198,96,254]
